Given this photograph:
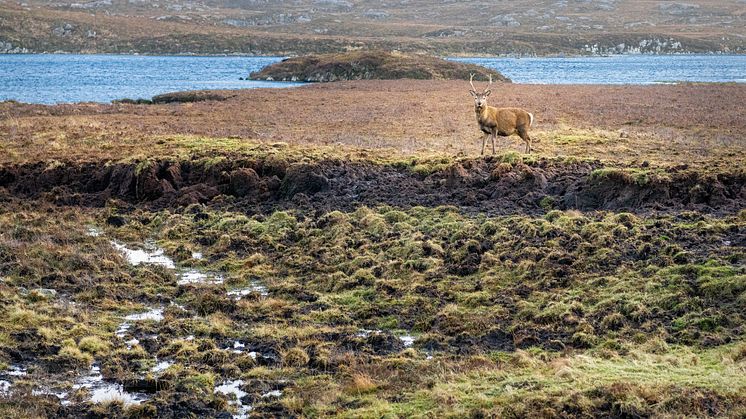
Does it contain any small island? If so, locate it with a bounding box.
[249,50,511,83]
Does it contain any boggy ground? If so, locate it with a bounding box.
[0,81,745,417]
[0,199,744,418]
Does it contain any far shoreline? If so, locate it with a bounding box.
[1,51,746,59]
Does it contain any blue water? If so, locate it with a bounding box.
[1,54,744,104]
[0,54,297,104]
[451,54,746,85]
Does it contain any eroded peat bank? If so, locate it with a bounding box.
[0,81,744,417]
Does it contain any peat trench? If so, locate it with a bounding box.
[0,157,743,215]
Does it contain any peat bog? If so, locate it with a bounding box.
[0,81,744,418]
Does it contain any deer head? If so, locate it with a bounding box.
[469,73,492,111]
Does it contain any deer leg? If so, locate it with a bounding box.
[480,133,488,156]
[519,128,532,154]
[491,133,496,155]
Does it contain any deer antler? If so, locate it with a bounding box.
[469,73,477,92]
[488,74,493,86]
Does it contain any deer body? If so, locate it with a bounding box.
[469,74,535,154]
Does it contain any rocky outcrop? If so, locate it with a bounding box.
[0,41,29,54]
[249,50,511,83]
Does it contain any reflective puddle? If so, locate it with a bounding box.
[399,334,416,348]
[357,329,417,348]
[0,365,26,395]
[73,364,149,406]
[227,283,269,298]
[214,379,252,418]
[124,308,165,322]
[105,232,238,289]
[262,389,283,398]
[177,268,224,286]
[151,360,174,374]
[112,240,176,269]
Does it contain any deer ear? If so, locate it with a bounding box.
[469,90,477,97]
[484,89,491,97]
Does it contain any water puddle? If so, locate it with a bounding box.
[124,308,165,322]
[93,227,274,416]
[231,341,246,354]
[93,226,269,302]
[124,337,140,347]
[73,364,149,406]
[177,269,224,286]
[150,360,173,374]
[7,364,28,377]
[106,233,231,288]
[224,341,258,360]
[0,365,29,396]
[356,329,378,338]
[32,388,71,405]
[0,363,122,407]
[262,389,283,398]
[227,283,269,299]
[214,379,251,418]
[399,334,416,348]
[356,329,416,348]
[115,322,132,339]
[86,226,102,237]
[230,347,258,361]
[112,240,176,269]
[116,308,163,348]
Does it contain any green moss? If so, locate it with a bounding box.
[696,264,746,301]
[539,196,556,211]
[590,167,652,186]
[499,151,522,165]
[134,159,154,176]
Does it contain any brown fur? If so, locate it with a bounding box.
[470,74,535,154]
[474,105,534,154]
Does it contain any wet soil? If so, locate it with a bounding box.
[0,157,743,216]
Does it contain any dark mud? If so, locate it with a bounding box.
[0,157,743,216]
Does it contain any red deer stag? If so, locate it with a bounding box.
[469,73,534,154]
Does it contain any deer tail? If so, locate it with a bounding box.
[528,112,534,127]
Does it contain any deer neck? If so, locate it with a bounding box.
[475,104,489,119]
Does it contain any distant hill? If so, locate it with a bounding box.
[1,0,744,56]
[249,51,511,82]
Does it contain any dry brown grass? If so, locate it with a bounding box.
[344,373,378,395]
[1,81,744,170]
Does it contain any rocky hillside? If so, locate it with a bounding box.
[0,1,744,55]
[249,51,511,82]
